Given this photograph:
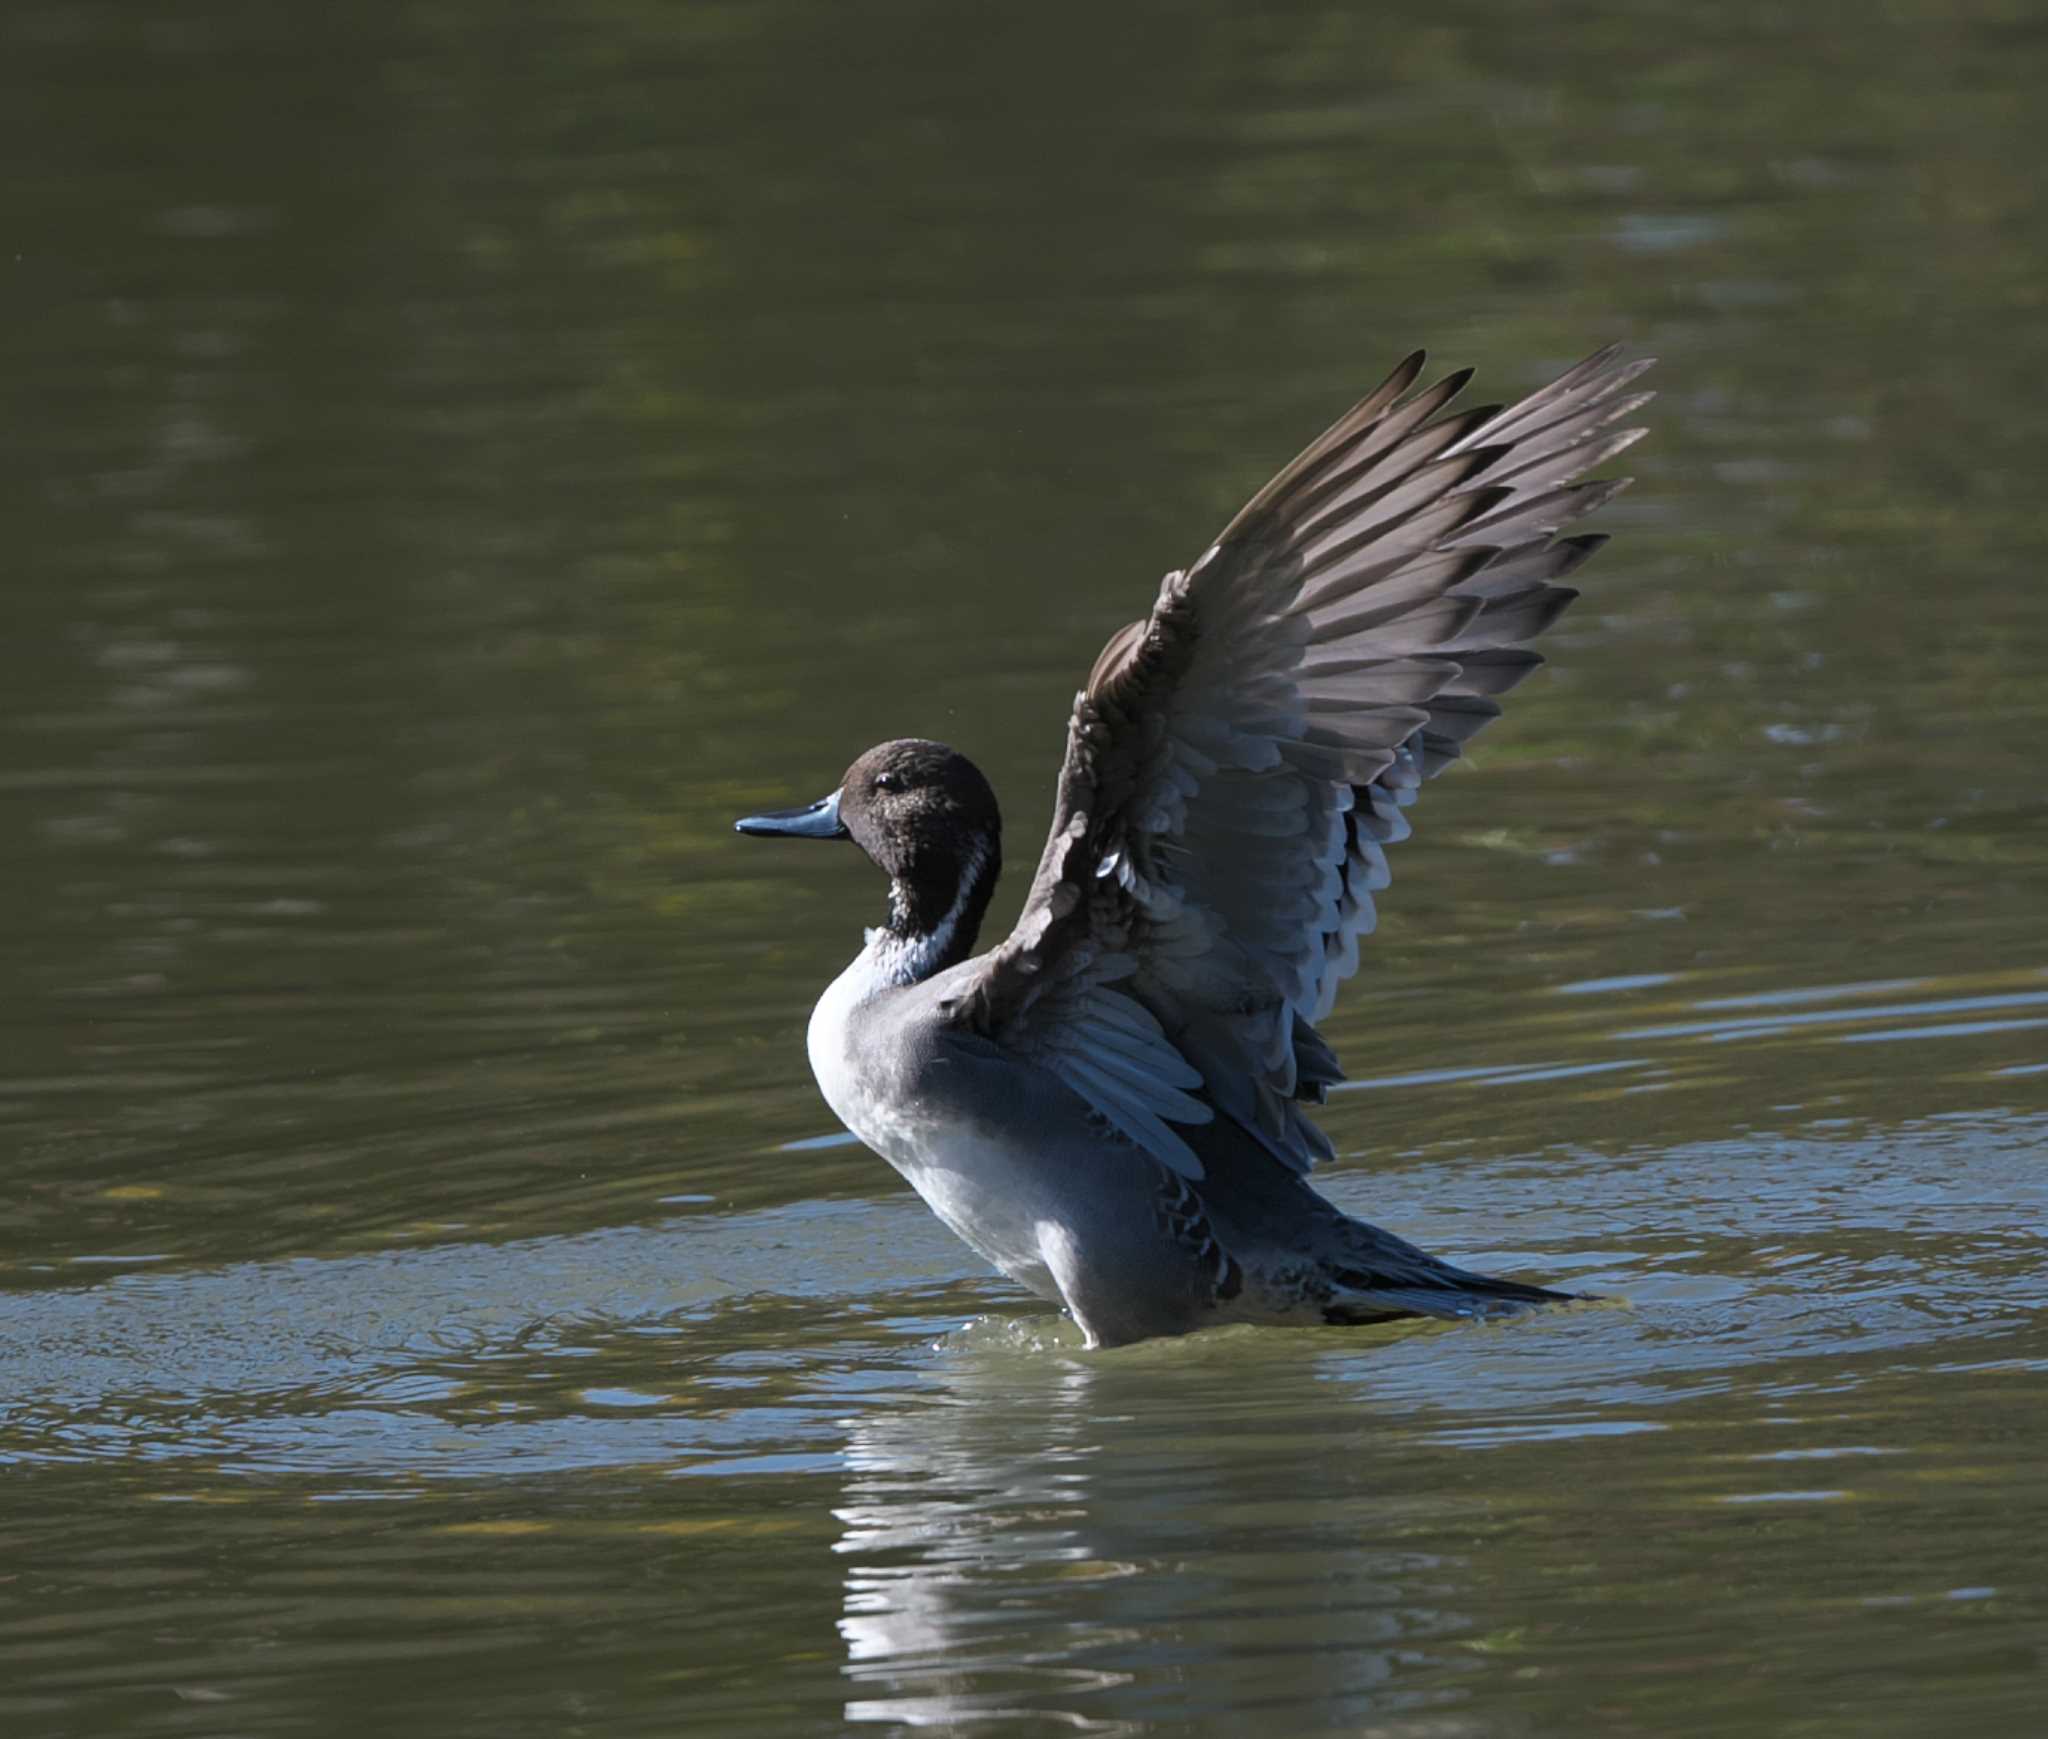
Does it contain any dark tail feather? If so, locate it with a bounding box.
[1321,1260,1581,1327]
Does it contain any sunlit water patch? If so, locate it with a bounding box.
[4,1105,2041,1485]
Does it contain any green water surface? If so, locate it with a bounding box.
[3,1,2045,1733]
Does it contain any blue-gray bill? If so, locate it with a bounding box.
[733,790,847,839]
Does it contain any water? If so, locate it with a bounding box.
[4,0,2046,1731]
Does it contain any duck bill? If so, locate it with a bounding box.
[734,788,848,840]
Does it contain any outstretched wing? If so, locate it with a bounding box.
[949,347,1653,1179]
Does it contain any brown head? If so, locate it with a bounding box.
[735,738,1003,975]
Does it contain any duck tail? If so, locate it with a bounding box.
[1319,1253,1580,1327]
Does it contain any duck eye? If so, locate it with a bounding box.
[873,772,901,793]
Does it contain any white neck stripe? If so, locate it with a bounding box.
[865,839,991,988]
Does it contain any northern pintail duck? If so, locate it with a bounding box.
[739,346,1652,1347]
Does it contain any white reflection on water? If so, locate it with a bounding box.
[835,1359,1143,1731]
[831,1345,1469,1733]
[1619,987,2048,1041]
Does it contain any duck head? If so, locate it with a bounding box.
[736,738,1003,977]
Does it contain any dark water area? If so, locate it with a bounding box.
[4,1,2045,1733]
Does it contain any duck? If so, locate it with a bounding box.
[737,345,1652,1348]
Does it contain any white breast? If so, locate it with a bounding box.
[805,938,1060,1299]
[806,938,913,1155]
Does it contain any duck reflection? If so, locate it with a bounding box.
[833,1326,1481,1731]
